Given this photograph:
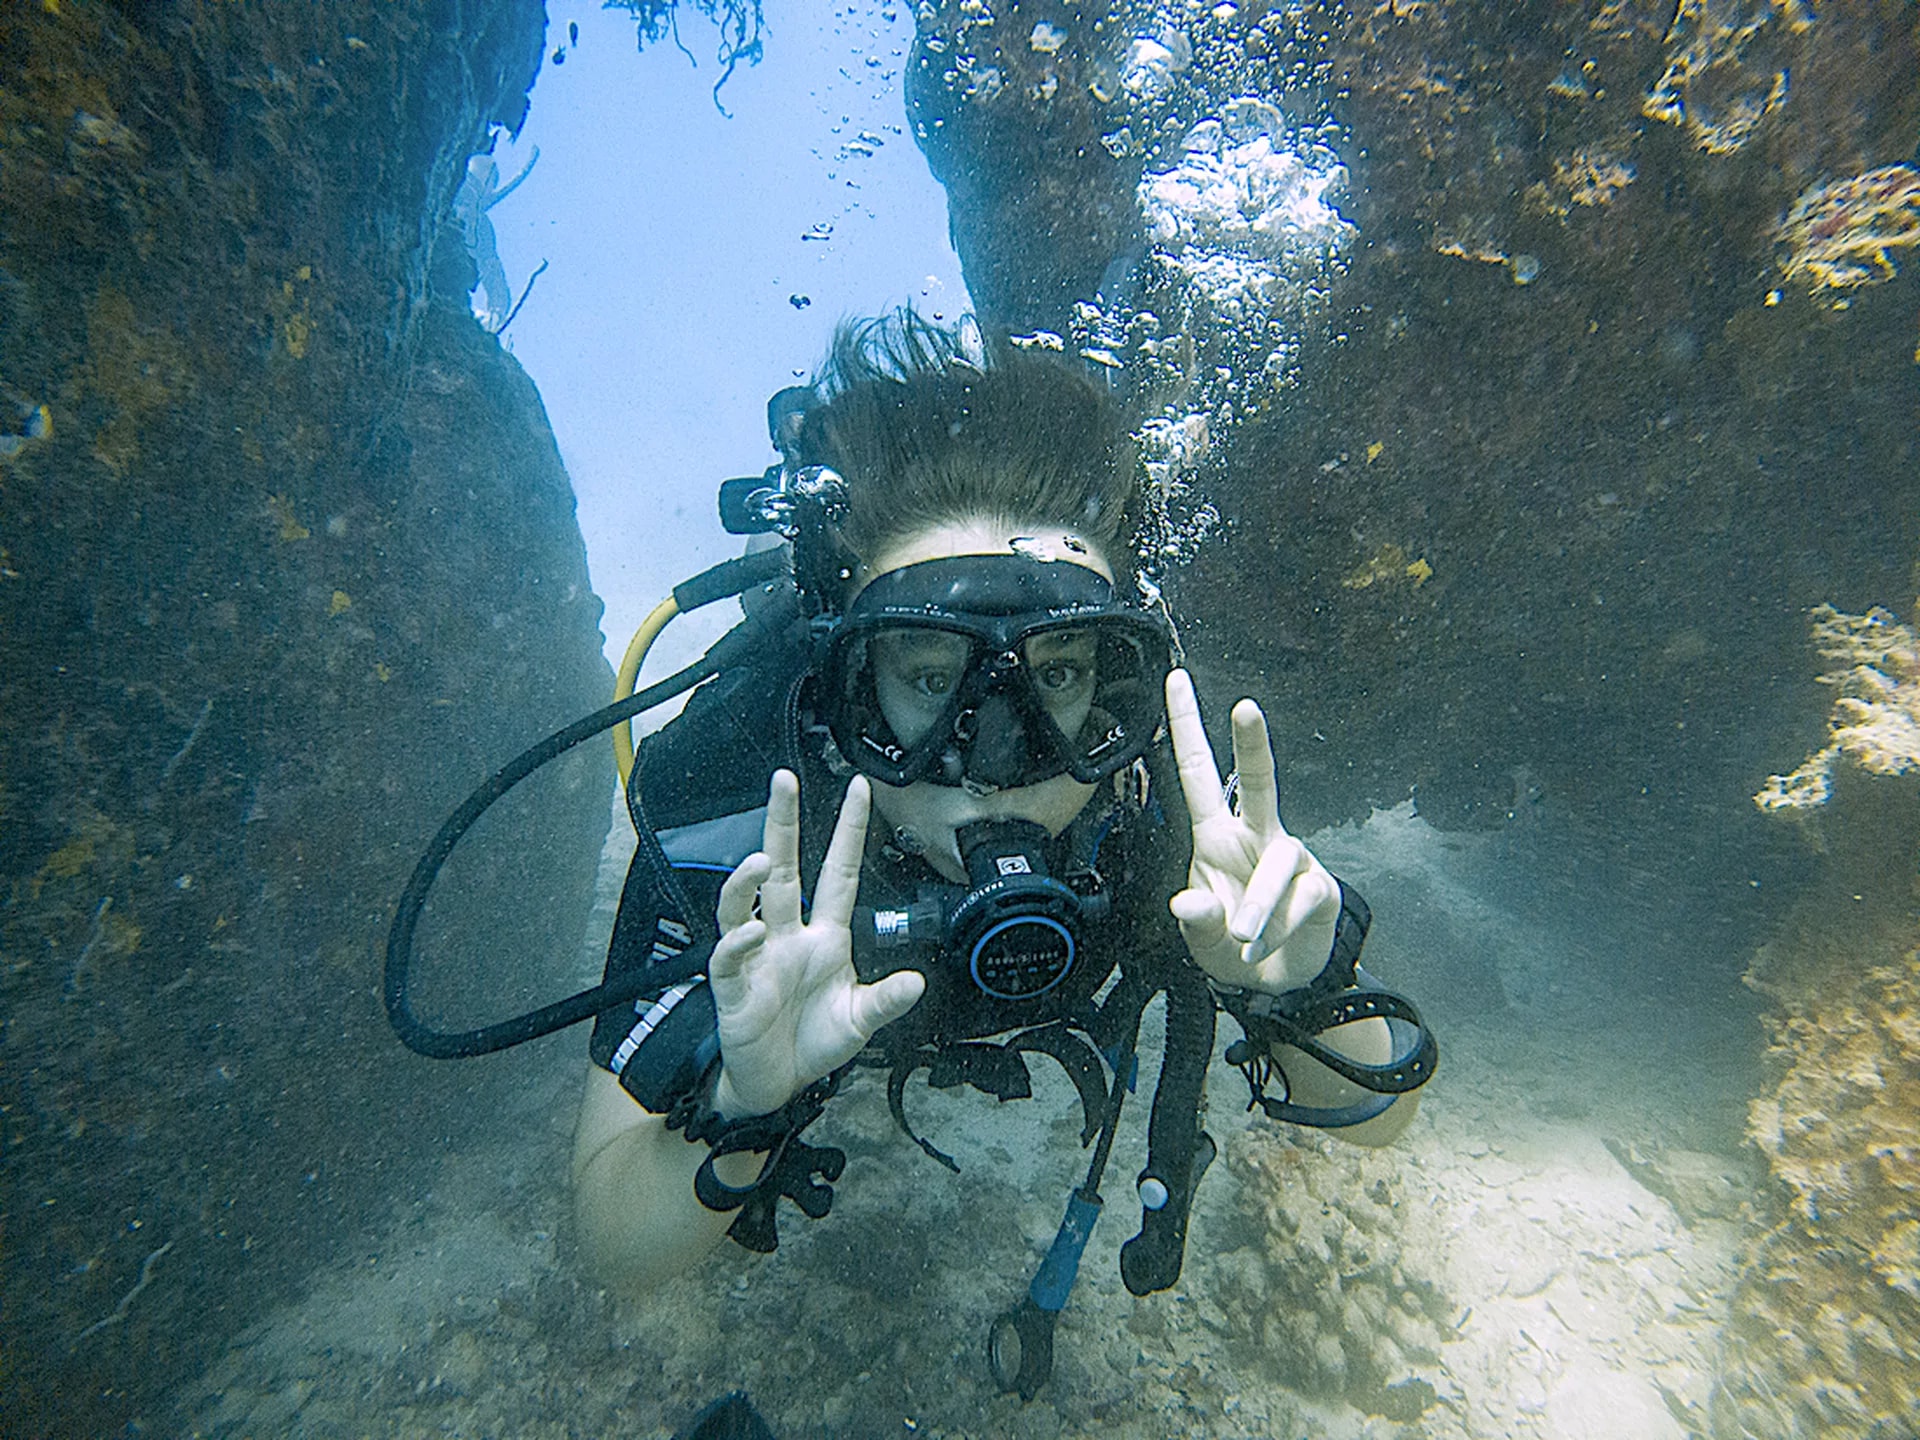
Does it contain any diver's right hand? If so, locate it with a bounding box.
[708,771,925,1120]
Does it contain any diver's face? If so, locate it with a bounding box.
[868,626,1099,750]
[858,518,1113,883]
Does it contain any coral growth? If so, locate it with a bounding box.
[1720,596,1920,1438]
[1776,164,1920,292]
[1202,1129,1450,1419]
[1748,949,1920,1298]
[1717,933,1920,1438]
[1755,600,1920,811]
[1642,0,1812,154]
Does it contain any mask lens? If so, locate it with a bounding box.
[827,624,978,783]
[821,557,1172,788]
[1020,621,1163,781]
[1022,628,1099,738]
[870,628,972,747]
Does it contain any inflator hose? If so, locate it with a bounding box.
[385,546,794,1060]
[1119,962,1216,1296]
[384,655,723,1058]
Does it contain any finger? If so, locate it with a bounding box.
[848,967,926,1039]
[811,777,870,930]
[758,769,804,930]
[707,918,766,986]
[1278,862,1340,940]
[1169,886,1230,954]
[717,853,770,935]
[1165,669,1226,824]
[1229,834,1308,943]
[1229,698,1284,841]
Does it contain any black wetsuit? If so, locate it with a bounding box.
[582,626,1430,1286]
[587,633,1213,1251]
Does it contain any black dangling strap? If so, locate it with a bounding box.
[880,1019,1118,1173]
[927,1041,1034,1100]
[669,1062,848,1251]
[1264,975,1437,1094]
[886,1048,961,1172]
[1010,1023,1112,1146]
[694,1127,847,1253]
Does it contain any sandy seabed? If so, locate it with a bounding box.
[176,803,1763,1440]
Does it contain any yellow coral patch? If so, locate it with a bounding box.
[1758,600,1920,809]
[1343,544,1433,592]
[1342,543,1406,590]
[328,590,352,616]
[23,813,137,902]
[1777,165,1920,292]
[43,838,95,879]
[100,911,141,955]
[267,494,310,542]
[281,311,313,360]
[85,286,194,474]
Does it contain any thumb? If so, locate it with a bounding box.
[848,968,926,1039]
[708,918,766,990]
[1170,887,1230,955]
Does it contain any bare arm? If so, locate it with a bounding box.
[1273,1018,1421,1149]
[570,773,922,1294]
[571,1066,762,1293]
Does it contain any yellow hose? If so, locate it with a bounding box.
[613,595,680,786]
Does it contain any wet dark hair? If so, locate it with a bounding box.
[793,311,1139,601]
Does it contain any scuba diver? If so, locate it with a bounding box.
[385,310,1435,1400]
[452,148,538,330]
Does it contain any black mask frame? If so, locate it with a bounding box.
[816,554,1172,791]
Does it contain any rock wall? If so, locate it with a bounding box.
[911,16,1920,1427]
[1716,763,1920,1438]
[1713,601,1920,1437]
[906,0,1920,946]
[0,4,614,1435]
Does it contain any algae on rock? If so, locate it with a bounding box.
[1715,605,1920,1437]
[0,4,612,1436]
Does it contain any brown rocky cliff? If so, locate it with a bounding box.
[905,0,1920,930]
[0,4,613,1434]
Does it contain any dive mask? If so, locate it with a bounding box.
[817,554,1171,791]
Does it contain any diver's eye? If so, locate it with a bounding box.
[1025,630,1097,699]
[1033,660,1084,693]
[911,669,957,699]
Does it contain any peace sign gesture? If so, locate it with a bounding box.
[1165,669,1341,994]
[709,771,926,1119]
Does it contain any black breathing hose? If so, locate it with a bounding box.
[1119,961,1216,1296]
[384,547,795,1060]
[383,655,723,1058]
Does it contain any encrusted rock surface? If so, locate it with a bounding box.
[905,0,1920,928]
[1718,763,1920,1438]
[0,5,610,1434]
[1199,1129,1453,1412]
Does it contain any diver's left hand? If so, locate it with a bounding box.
[1166,668,1341,994]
